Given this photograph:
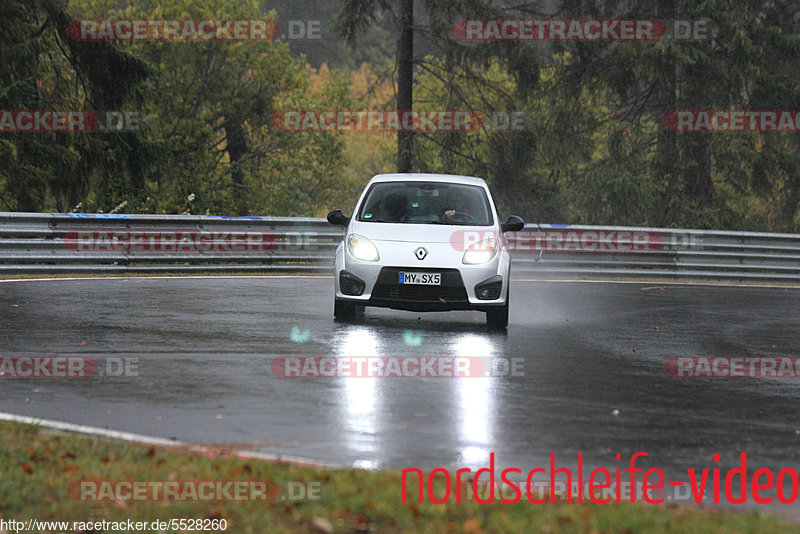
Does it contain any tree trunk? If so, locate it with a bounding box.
[397,0,413,173]
[688,136,714,206]
[224,117,249,215]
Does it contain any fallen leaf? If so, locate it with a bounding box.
[311,517,333,534]
[462,517,483,534]
[205,508,224,521]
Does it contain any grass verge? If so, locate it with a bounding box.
[1,421,798,533]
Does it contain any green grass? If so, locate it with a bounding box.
[1,421,798,533]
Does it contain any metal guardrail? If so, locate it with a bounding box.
[0,212,798,282]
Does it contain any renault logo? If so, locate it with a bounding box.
[414,247,428,260]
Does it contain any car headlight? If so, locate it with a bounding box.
[463,237,498,264]
[347,234,380,262]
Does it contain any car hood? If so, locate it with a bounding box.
[348,220,496,243]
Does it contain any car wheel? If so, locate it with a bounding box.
[334,298,365,320]
[486,288,509,329]
[334,298,355,320]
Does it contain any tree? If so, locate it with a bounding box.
[335,0,416,172]
[67,0,352,216]
[349,0,800,230]
[560,0,800,230]
[0,0,155,212]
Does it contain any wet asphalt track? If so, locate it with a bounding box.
[1,276,799,514]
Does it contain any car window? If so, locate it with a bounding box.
[356,182,493,225]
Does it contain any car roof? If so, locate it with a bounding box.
[368,173,488,187]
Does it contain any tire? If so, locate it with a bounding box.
[486,288,509,329]
[334,298,364,320]
[334,298,355,320]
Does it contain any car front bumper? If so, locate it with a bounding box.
[333,239,510,312]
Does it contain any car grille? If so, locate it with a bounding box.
[371,267,468,303]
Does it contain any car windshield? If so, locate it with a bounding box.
[356,182,493,225]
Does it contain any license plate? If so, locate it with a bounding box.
[399,272,441,285]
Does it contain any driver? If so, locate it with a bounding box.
[442,189,473,220]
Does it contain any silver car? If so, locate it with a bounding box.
[327,173,524,328]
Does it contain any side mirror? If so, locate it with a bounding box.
[501,215,525,233]
[327,209,350,226]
